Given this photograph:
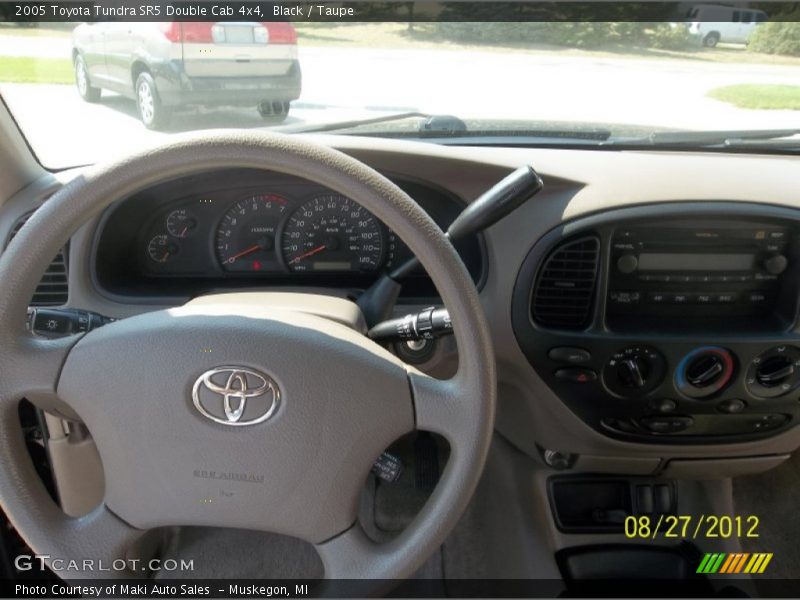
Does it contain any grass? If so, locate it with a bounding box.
[0,23,72,37]
[0,56,73,84]
[707,84,800,110]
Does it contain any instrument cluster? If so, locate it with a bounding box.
[143,190,396,276]
[93,169,484,300]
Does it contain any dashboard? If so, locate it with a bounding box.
[5,136,800,475]
[92,169,484,301]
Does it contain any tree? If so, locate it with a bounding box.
[749,12,800,56]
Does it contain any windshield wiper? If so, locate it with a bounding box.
[282,117,800,151]
[277,111,433,134]
[610,129,800,148]
[721,138,800,150]
[282,117,615,146]
[278,114,616,143]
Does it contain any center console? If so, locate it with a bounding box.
[512,202,800,443]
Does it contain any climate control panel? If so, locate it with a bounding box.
[537,339,799,443]
[526,338,800,442]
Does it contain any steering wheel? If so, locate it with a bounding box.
[0,132,496,583]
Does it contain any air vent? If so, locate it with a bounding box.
[6,213,68,306]
[532,235,600,330]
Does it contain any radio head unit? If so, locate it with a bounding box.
[607,222,797,329]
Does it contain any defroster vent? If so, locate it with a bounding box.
[6,213,68,306]
[532,236,599,329]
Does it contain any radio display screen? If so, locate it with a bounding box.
[638,253,755,271]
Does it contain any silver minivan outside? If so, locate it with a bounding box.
[72,21,302,129]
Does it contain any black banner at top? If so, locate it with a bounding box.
[2,1,800,23]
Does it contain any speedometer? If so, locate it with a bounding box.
[216,193,288,272]
[281,194,384,273]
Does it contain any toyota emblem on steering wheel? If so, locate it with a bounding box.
[192,367,280,426]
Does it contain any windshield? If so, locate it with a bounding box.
[2,10,800,168]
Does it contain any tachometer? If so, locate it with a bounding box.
[216,194,288,272]
[281,194,384,273]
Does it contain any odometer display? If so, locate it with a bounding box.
[281,195,384,273]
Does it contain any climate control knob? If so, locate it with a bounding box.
[746,346,800,398]
[686,354,725,387]
[676,347,735,399]
[618,356,648,388]
[756,356,794,387]
[603,345,666,398]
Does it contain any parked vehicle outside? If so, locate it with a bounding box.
[72,21,302,129]
[686,4,768,47]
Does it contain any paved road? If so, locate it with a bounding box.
[2,35,800,167]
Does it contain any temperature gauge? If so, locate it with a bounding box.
[166,209,197,238]
[147,234,179,263]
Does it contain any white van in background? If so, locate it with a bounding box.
[685,4,768,47]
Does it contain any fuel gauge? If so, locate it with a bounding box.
[148,234,179,263]
[166,209,197,238]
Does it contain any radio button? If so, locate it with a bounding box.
[747,292,768,304]
[695,294,713,304]
[763,254,788,276]
[609,291,640,305]
[616,254,639,274]
[755,272,778,281]
[647,292,668,304]
[717,293,738,304]
[671,293,690,304]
